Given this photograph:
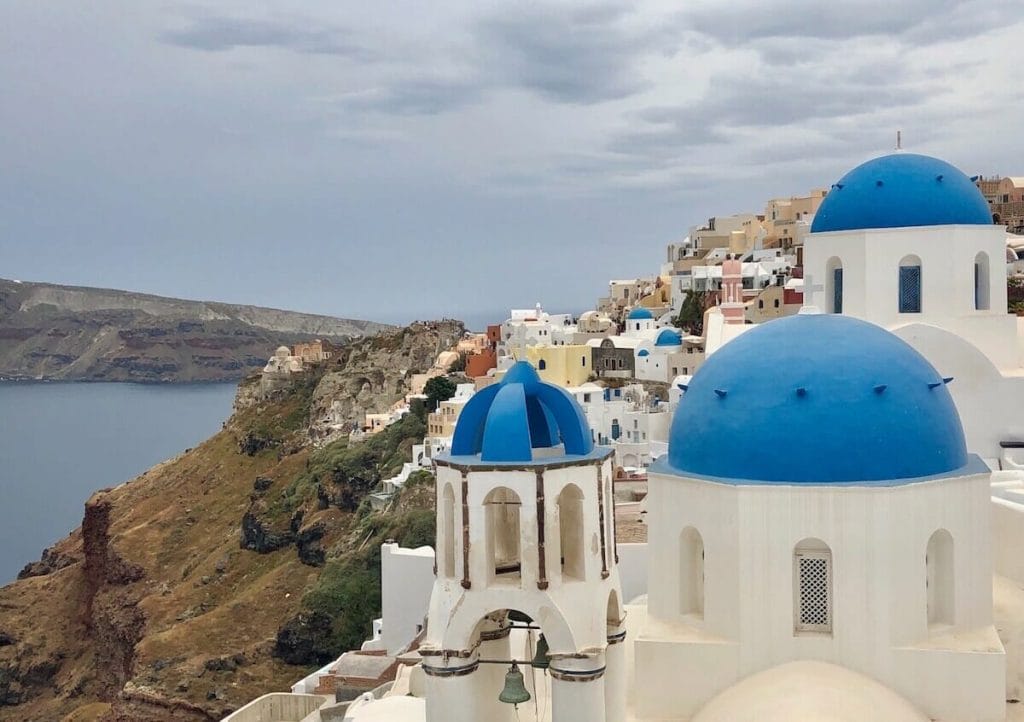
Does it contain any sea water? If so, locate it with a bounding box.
[0,382,236,583]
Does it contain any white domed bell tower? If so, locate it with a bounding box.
[422,361,625,722]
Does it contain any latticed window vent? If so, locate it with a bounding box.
[795,549,832,633]
[899,265,922,313]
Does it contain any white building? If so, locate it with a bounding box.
[803,152,1024,463]
[422,361,626,722]
[497,303,575,358]
[636,312,1003,722]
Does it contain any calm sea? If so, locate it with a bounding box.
[0,382,237,584]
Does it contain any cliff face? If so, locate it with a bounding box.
[0,321,451,721]
[307,320,465,439]
[0,279,392,383]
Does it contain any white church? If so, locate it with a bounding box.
[228,153,1024,721]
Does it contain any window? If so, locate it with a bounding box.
[974,252,990,310]
[927,529,954,627]
[899,256,922,313]
[485,487,522,583]
[794,539,832,634]
[538,359,547,370]
[758,300,764,309]
[558,485,586,581]
[773,299,780,309]
[679,527,704,617]
[825,257,843,314]
[582,356,586,367]
[442,484,456,578]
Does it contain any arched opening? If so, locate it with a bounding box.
[538,359,547,370]
[558,484,585,581]
[898,254,922,313]
[974,251,991,310]
[611,419,620,440]
[484,487,522,584]
[679,527,704,618]
[926,529,955,627]
[825,256,843,313]
[442,484,456,578]
[794,538,832,634]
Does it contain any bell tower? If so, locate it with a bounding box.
[422,361,626,722]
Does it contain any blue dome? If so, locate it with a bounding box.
[627,307,653,320]
[810,153,991,233]
[637,349,650,357]
[666,314,969,484]
[450,361,594,463]
[655,329,683,347]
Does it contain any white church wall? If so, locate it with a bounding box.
[380,543,435,654]
[806,224,1017,369]
[617,543,649,604]
[636,469,1003,721]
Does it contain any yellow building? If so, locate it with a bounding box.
[522,345,592,388]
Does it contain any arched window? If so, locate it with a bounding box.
[484,487,521,583]
[794,538,832,634]
[825,256,843,314]
[679,527,704,618]
[974,252,991,310]
[926,529,954,627]
[442,484,456,578]
[538,359,547,370]
[758,299,764,309]
[899,255,922,313]
[558,484,585,581]
[611,419,620,440]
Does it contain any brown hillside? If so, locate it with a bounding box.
[0,324,452,721]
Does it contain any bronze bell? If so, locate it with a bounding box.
[498,663,531,707]
[531,634,550,670]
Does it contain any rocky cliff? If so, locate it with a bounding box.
[0,279,392,383]
[0,322,455,721]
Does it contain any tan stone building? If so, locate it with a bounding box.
[763,189,828,252]
[976,176,1024,234]
[292,339,339,364]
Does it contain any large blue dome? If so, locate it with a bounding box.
[449,361,595,463]
[665,314,969,483]
[810,153,991,233]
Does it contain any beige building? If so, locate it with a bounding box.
[763,189,828,252]
[292,339,338,364]
[689,214,764,256]
[976,176,1024,234]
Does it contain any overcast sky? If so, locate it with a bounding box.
[2,1,1022,328]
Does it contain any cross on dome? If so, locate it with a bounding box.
[799,274,824,315]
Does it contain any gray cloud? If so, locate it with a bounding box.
[681,0,963,45]
[161,15,371,58]
[474,1,671,104]
[335,78,483,116]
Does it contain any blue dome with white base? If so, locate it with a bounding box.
[449,361,594,463]
[627,307,654,320]
[810,153,991,233]
[655,329,683,346]
[664,314,969,484]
